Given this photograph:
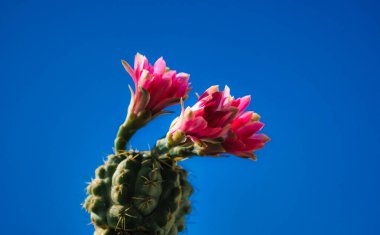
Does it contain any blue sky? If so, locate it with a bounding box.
[0,0,379,234]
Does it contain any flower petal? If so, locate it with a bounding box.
[154,57,166,75]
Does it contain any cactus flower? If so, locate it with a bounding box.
[165,85,269,158]
[222,111,270,159]
[169,85,250,145]
[122,53,191,116]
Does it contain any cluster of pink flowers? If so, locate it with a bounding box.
[122,53,191,116]
[122,53,269,159]
[169,85,269,159]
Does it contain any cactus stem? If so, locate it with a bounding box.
[85,152,193,234]
[114,110,152,153]
[114,122,138,153]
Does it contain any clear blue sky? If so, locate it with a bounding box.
[1,0,379,234]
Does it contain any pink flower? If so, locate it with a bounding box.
[122,53,191,116]
[169,85,250,144]
[166,85,269,159]
[222,111,270,160]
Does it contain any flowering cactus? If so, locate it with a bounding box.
[84,53,269,235]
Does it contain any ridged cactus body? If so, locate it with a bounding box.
[84,151,193,235]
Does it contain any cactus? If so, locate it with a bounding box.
[84,53,269,235]
[84,152,193,235]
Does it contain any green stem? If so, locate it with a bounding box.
[152,138,170,155]
[152,137,196,159]
[114,111,152,153]
[114,121,138,153]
